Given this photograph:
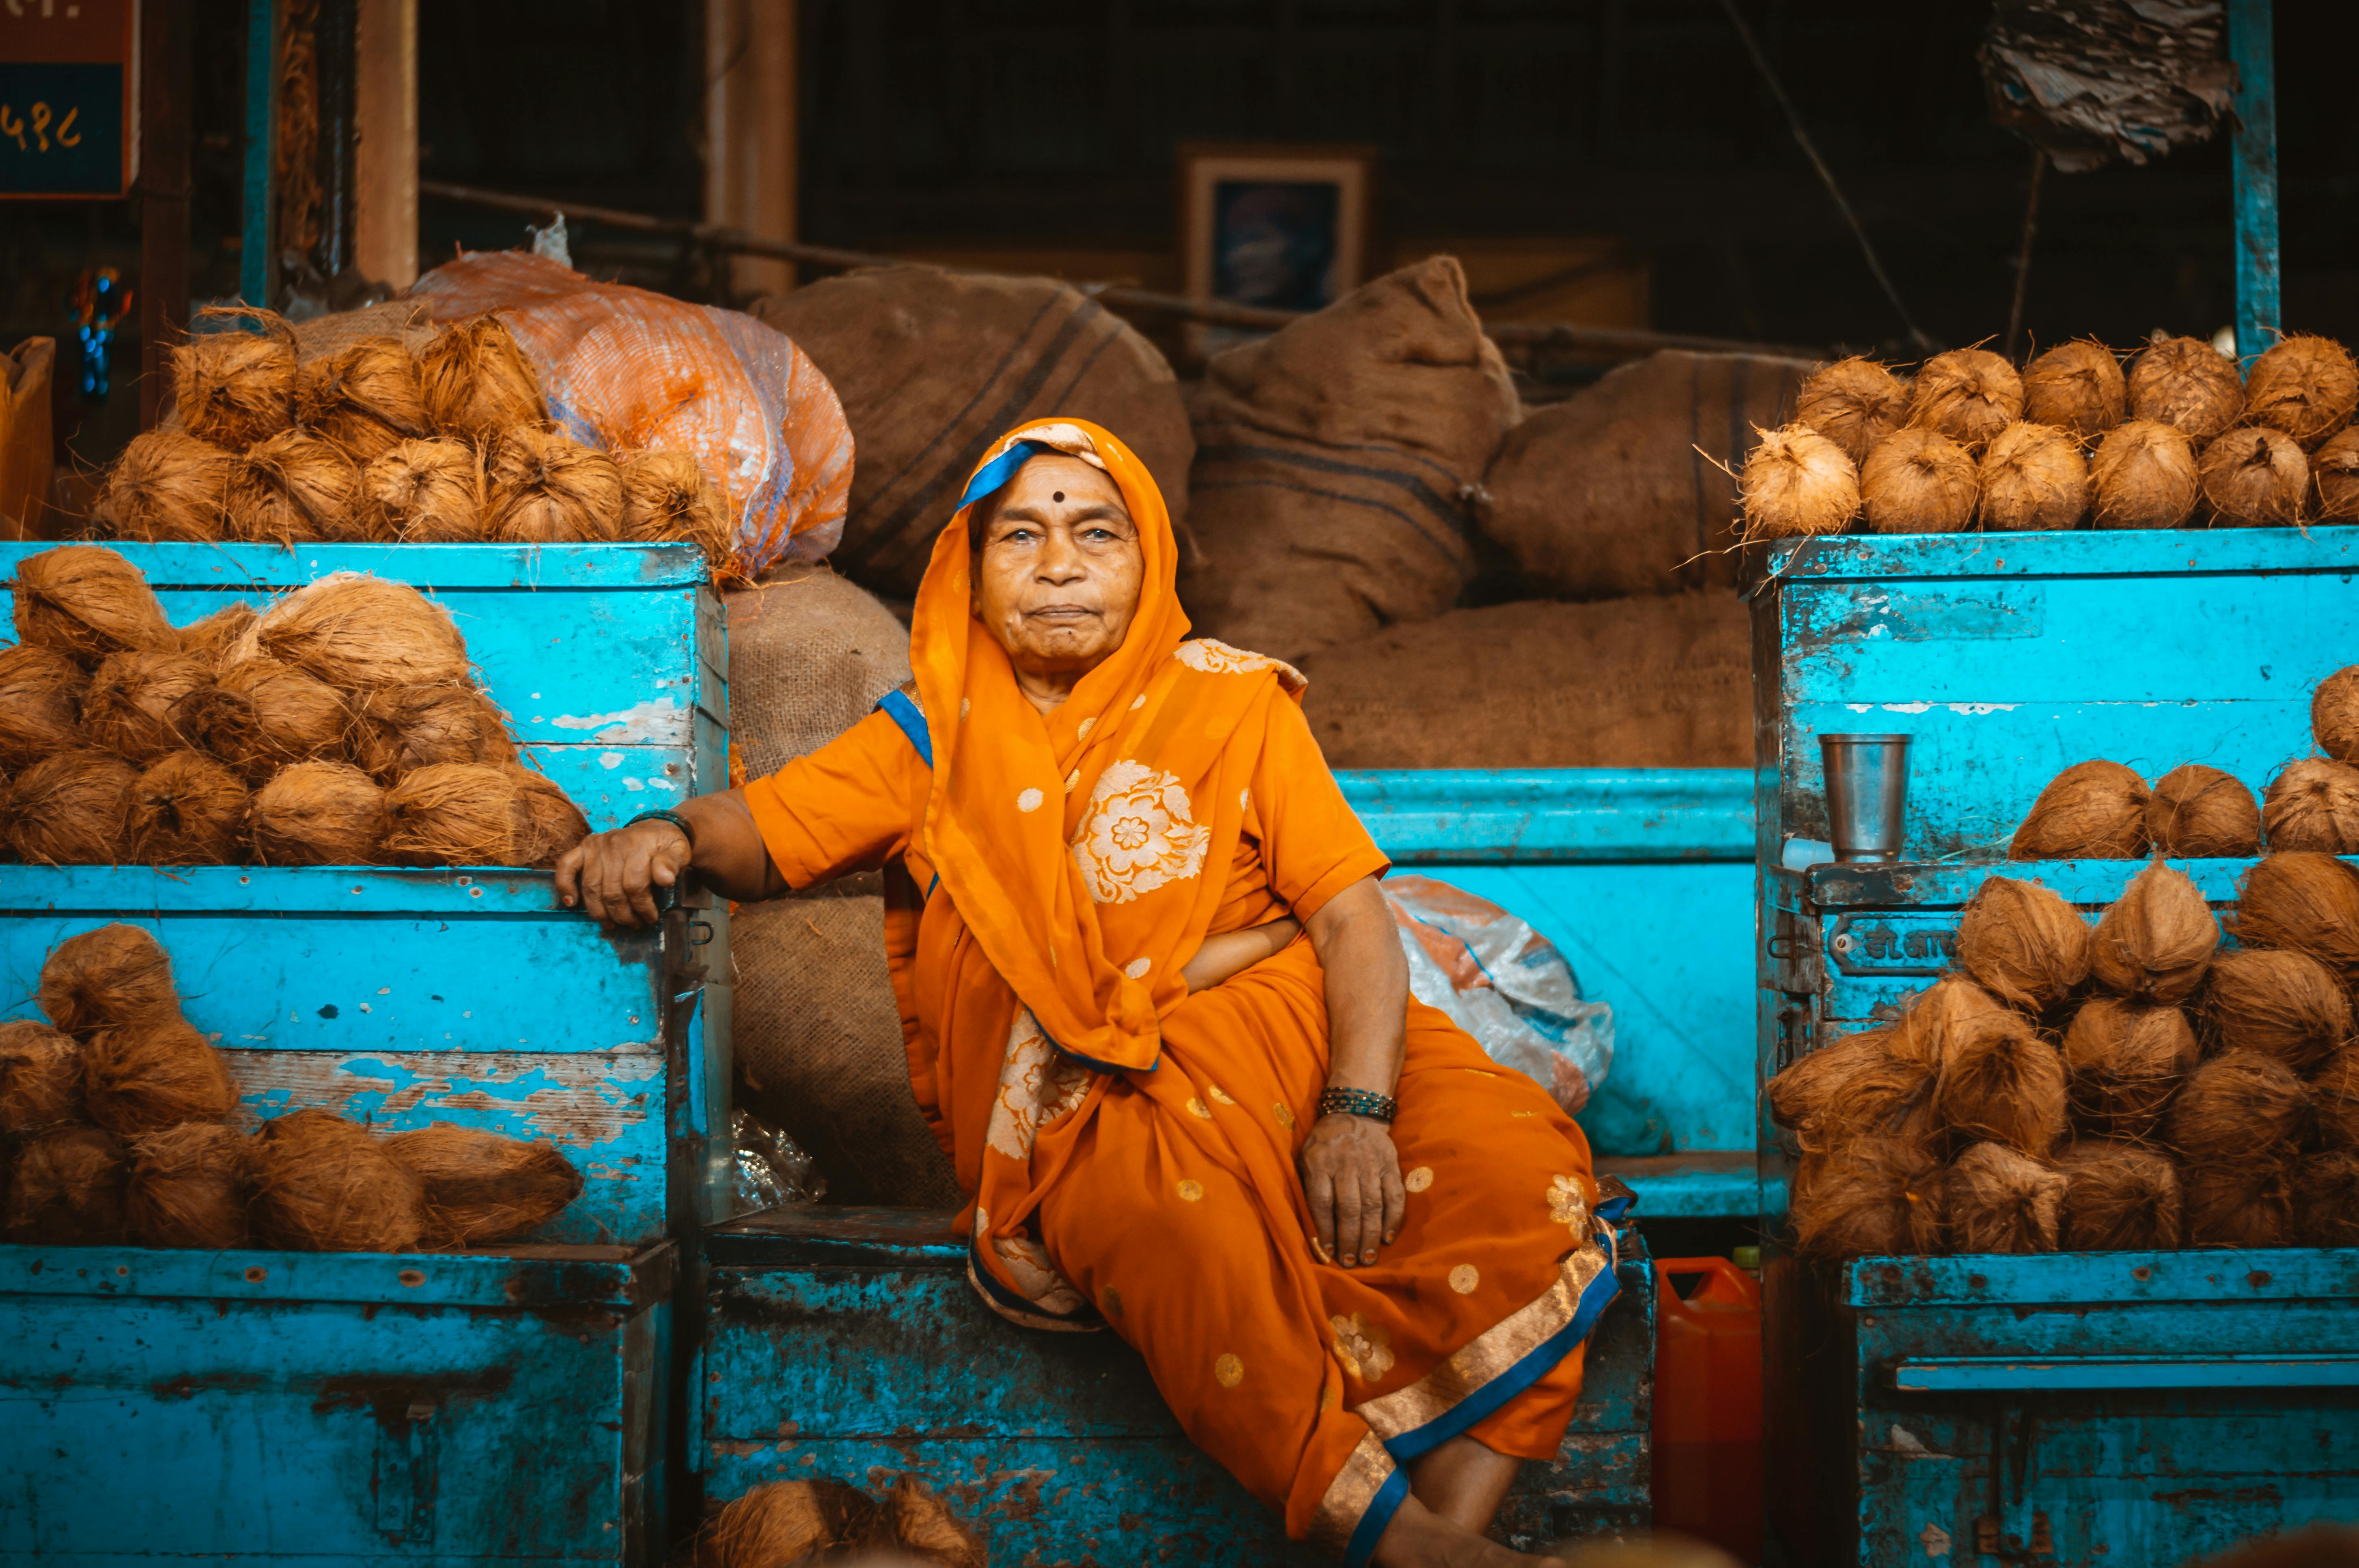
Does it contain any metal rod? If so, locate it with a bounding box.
[2004,147,2044,361]
[416,178,1828,361]
[1713,0,1934,353]
[2228,0,2280,358]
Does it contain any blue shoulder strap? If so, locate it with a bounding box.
[877,688,933,770]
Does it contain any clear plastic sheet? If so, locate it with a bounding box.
[729,1107,827,1216]
[1980,1,2233,172]
[1383,874,1614,1116]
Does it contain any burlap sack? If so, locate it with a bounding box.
[1179,257,1523,664]
[1474,350,1813,599]
[1296,593,1750,770]
[726,561,912,776]
[751,264,1193,596]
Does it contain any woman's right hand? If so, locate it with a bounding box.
[554,820,694,927]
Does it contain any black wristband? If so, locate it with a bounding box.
[1318,1087,1398,1123]
[624,809,696,847]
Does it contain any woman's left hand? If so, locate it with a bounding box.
[1300,1112,1407,1268]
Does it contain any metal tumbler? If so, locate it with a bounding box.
[1819,733,1912,863]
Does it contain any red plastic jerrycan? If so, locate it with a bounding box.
[1651,1256,1763,1563]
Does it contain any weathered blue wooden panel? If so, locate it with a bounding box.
[0,1241,674,1566]
[697,1207,1652,1562]
[1337,770,1752,863]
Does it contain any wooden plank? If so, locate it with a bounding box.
[0,540,712,588]
[1848,1248,2359,1310]
[1760,523,2359,582]
[1338,768,1753,864]
[137,0,194,432]
[0,1238,672,1306]
[2229,0,2281,355]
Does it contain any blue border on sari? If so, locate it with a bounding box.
[965,1237,1103,1329]
[1343,1465,1412,1568]
[957,439,1055,512]
[876,689,933,769]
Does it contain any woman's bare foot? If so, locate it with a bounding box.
[1370,1495,1568,1568]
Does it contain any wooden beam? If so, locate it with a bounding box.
[2228,0,2279,357]
[353,0,418,291]
[240,0,278,307]
[703,0,798,301]
[140,0,195,430]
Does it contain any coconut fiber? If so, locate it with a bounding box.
[485,426,624,544]
[2021,339,2126,439]
[2060,996,2198,1140]
[877,1478,988,1568]
[124,1121,250,1249]
[2010,759,2150,859]
[40,921,179,1036]
[382,762,525,867]
[689,1478,885,1568]
[1857,426,1976,533]
[1740,423,1859,539]
[249,759,389,865]
[1977,421,2089,530]
[254,572,471,690]
[83,1015,238,1136]
[2294,1151,2359,1248]
[506,767,590,867]
[175,601,260,673]
[2315,666,2359,764]
[364,436,485,542]
[1931,1013,2068,1155]
[2313,1046,2359,1152]
[2199,425,2309,527]
[1475,348,1812,598]
[2148,762,2262,857]
[294,334,428,463]
[1764,1027,1931,1153]
[0,643,89,771]
[2128,333,2246,441]
[2314,429,2359,523]
[2235,852,2359,983]
[224,429,369,544]
[2089,419,2200,529]
[2202,948,2351,1073]
[2090,860,2218,1003]
[416,315,543,442]
[246,1108,424,1252]
[381,1125,584,1247]
[1908,348,2024,447]
[193,656,351,781]
[4,749,136,864]
[129,751,251,865]
[0,1017,83,1131]
[1957,876,2092,1013]
[2263,757,2359,853]
[1795,356,1910,463]
[12,545,176,667]
[80,649,211,763]
[1944,1141,2066,1254]
[1788,1136,1945,1259]
[4,1125,126,1243]
[2184,1159,2297,1248]
[2243,333,2359,450]
[619,447,733,564]
[170,309,298,451]
[2165,1049,2311,1160]
[351,683,509,781]
[2055,1139,2184,1251]
[1890,974,2018,1072]
[108,429,231,542]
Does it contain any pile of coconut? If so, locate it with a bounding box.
[1741,331,2359,540]
[101,308,732,566]
[689,1476,985,1568]
[1772,856,2359,1257]
[2,923,584,1250]
[2006,662,2359,859]
[0,543,590,869]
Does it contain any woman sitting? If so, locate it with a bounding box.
[558,418,1621,1568]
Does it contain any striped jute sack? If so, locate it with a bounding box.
[1474,350,1814,599]
[1179,257,1522,663]
[751,264,1195,597]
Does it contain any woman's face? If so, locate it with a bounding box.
[971,454,1144,680]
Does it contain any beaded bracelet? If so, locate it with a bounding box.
[1318,1087,1398,1123]
[624,809,696,845]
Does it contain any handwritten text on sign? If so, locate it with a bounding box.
[0,0,136,200]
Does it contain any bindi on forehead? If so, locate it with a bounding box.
[1053,492,1064,503]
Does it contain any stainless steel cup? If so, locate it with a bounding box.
[1820,733,1912,863]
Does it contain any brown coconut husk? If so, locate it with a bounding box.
[1930,1013,2068,1155]
[2244,333,2359,450]
[619,448,734,564]
[79,650,211,764]
[1907,348,2024,447]
[484,427,625,544]
[107,429,232,542]
[190,656,351,782]
[12,544,177,668]
[4,1125,127,1243]
[1957,875,2092,1013]
[2055,1139,2184,1251]
[0,1018,84,1131]
[2184,1159,2296,1248]
[878,1476,988,1568]
[363,436,485,542]
[2127,333,2246,441]
[248,759,390,865]
[2313,428,2359,521]
[2293,1150,2359,1248]
[416,314,545,442]
[1794,357,1911,465]
[1977,421,2089,531]
[350,684,510,782]
[2022,339,2126,439]
[2201,948,2350,1073]
[124,1121,250,1249]
[1859,427,1979,533]
[1943,1141,2066,1254]
[0,643,90,771]
[1764,1027,1932,1151]
[253,572,472,691]
[507,766,590,867]
[2234,851,2359,983]
[1789,1136,1947,1258]
[246,1108,425,1253]
[2088,419,2200,530]
[2314,666,2359,763]
[129,751,251,865]
[2199,425,2309,527]
[170,309,298,451]
[174,601,260,673]
[2147,763,2262,858]
[1889,974,2018,1073]
[294,335,429,463]
[2311,1046,2359,1151]
[689,1478,883,1568]
[84,1015,239,1137]
[380,1125,586,1247]
[2009,759,2150,859]
[224,429,370,545]
[1738,423,1857,540]
[3,750,136,865]
[382,762,524,867]
[39,922,179,1037]
[2164,1049,2311,1161]
[2060,997,2199,1140]
[2263,757,2359,853]
[2090,860,2219,1003]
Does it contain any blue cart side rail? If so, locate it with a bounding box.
[1338,768,1756,1218]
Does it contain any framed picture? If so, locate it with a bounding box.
[1178,144,1376,356]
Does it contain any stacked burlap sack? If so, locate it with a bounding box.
[4,923,583,1250]
[0,544,588,868]
[1771,856,2359,1257]
[1741,333,2359,538]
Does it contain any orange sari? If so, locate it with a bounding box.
[743,418,1621,1562]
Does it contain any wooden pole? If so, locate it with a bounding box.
[353,0,418,291]
[140,0,195,430]
[240,0,279,308]
[704,0,798,302]
[2228,0,2279,358]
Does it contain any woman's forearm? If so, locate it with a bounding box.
[671,788,788,902]
[1305,878,1408,1096]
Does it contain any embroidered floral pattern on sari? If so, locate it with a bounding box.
[1548,1173,1591,1236]
[1330,1312,1397,1381]
[1071,759,1211,905]
[985,1008,1094,1161]
[1174,637,1308,691]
